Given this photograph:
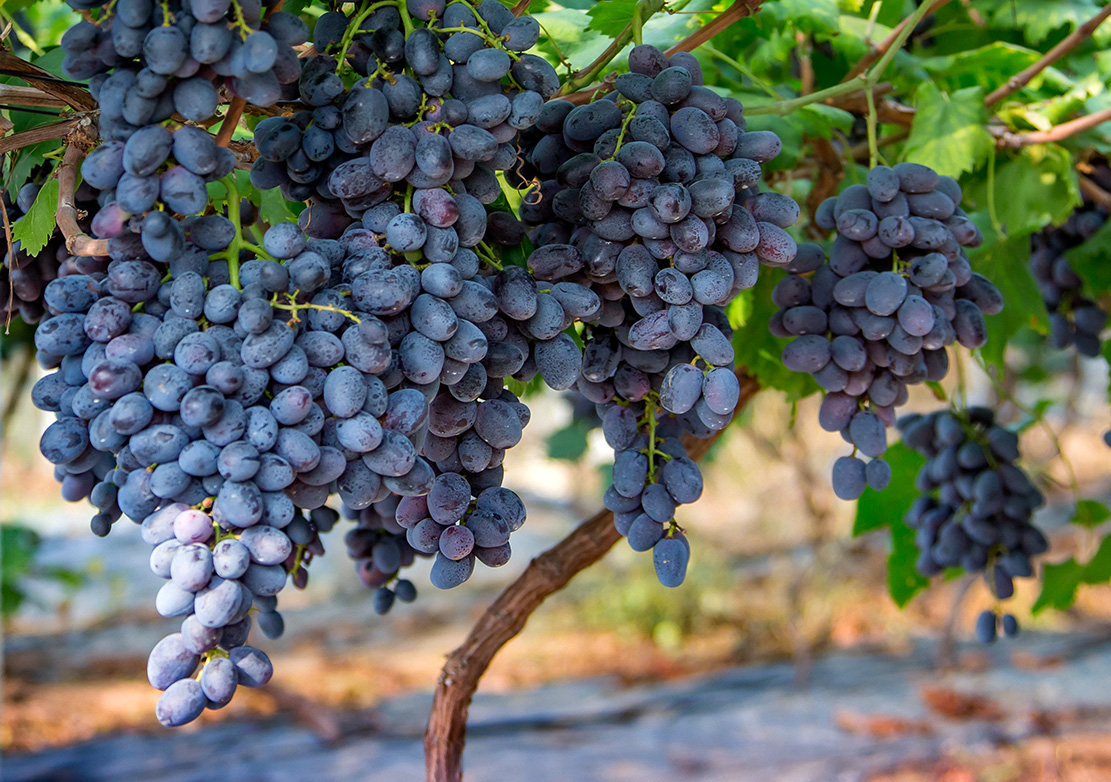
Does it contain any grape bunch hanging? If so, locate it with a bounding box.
[21,0,806,726]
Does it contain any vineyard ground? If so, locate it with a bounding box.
[7,631,1111,782]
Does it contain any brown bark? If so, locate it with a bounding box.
[424,370,761,782]
[993,107,1111,149]
[0,51,96,111]
[985,1,1111,108]
[57,144,109,258]
[0,118,78,156]
[0,85,70,108]
[664,0,765,56]
[216,98,247,148]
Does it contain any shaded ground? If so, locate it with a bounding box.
[7,632,1111,782]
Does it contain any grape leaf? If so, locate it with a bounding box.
[11,176,59,257]
[916,43,1041,95]
[1063,216,1111,299]
[6,140,56,196]
[728,272,819,400]
[903,83,993,178]
[259,186,299,227]
[757,0,841,33]
[985,0,1111,46]
[965,221,1046,371]
[547,419,593,461]
[853,443,930,606]
[853,443,925,535]
[586,0,637,35]
[1033,536,1111,613]
[1072,500,1111,528]
[1032,558,1085,613]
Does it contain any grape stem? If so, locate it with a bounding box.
[554,0,669,97]
[334,0,404,75]
[269,291,363,325]
[424,368,762,782]
[747,0,933,121]
[842,0,954,83]
[218,176,245,289]
[227,0,255,38]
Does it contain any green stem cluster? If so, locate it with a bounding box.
[210,176,274,290]
[638,395,672,481]
[474,242,504,270]
[744,0,935,165]
[335,0,405,74]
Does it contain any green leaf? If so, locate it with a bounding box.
[965,220,1047,370]
[533,9,610,70]
[6,141,57,195]
[1072,500,1111,528]
[729,272,820,400]
[259,186,299,227]
[758,0,842,33]
[586,0,637,35]
[995,145,1081,236]
[853,443,926,535]
[1064,216,1111,299]
[853,443,929,607]
[11,176,59,257]
[1033,537,1111,614]
[887,504,931,607]
[903,83,993,177]
[1082,536,1111,583]
[916,43,1042,94]
[281,0,308,16]
[986,0,1111,47]
[547,419,593,461]
[1032,558,1084,613]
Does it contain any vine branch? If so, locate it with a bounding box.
[842,0,954,82]
[985,1,1111,108]
[0,117,79,156]
[560,0,765,104]
[663,0,764,55]
[424,370,761,782]
[0,51,96,111]
[992,106,1111,148]
[57,143,108,258]
[216,98,247,148]
[0,84,70,108]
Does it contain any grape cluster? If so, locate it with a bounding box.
[1029,193,1109,359]
[32,0,573,726]
[250,0,554,220]
[774,163,1003,499]
[898,407,1047,638]
[62,0,303,131]
[2,176,100,325]
[508,43,792,584]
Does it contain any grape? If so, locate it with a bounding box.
[429,552,475,589]
[156,679,207,727]
[652,536,689,587]
[974,610,997,644]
